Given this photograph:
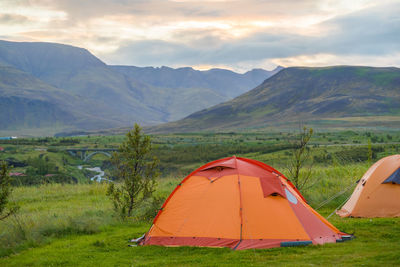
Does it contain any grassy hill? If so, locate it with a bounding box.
[149,66,400,133]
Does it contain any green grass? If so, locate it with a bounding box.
[0,183,114,257]
[1,168,400,266]
[1,215,399,266]
[0,179,180,258]
[1,131,400,265]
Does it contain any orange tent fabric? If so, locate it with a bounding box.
[337,154,400,218]
[141,156,347,250]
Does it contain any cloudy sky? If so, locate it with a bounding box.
[1,0,399,72]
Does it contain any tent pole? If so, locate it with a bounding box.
[233,156,243,250]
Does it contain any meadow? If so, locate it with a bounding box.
[0,130,400,266]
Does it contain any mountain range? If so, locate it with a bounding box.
[0,40,280,136]
[1,39,399,136]
[149,66,400,133]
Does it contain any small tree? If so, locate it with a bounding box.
[286,126,314,191]
[107,123,159,218]
[0,161,19,220]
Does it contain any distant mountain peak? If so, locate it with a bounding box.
[244,66,283,76]
[273,65,284,71]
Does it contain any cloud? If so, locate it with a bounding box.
[1,0,399,71]
[315,3,400,54]
[100,1,400,70]
[273,53,400,68]
[32,0,324,20]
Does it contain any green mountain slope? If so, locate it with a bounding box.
[0,65,125,134]
[149,66,400,132]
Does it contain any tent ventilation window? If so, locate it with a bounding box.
[382,168,400,184]
[201,166,235,172]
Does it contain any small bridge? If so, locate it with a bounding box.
[66,148,117,162]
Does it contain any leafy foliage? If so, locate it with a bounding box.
[107,124,159,218]
[25,156,58,176]
[0,161,19,220]
[154,142,294,176]
[10,156,77,186]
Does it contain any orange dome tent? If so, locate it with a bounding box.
[140,156,348,250]
[337,154,400,218]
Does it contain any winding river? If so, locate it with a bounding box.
[78,165,113,182]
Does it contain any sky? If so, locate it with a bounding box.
[0,0,399,72]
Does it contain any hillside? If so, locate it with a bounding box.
[0,40,277,135]
[149,66,400,132]
[0,65,76,130]
[0,65,128,135]
[0,40,172,127]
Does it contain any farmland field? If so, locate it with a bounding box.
[0,130,400,266]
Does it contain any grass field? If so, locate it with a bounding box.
[1,217,400,266]
[0,174,399,266]
[0,131,400,266]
